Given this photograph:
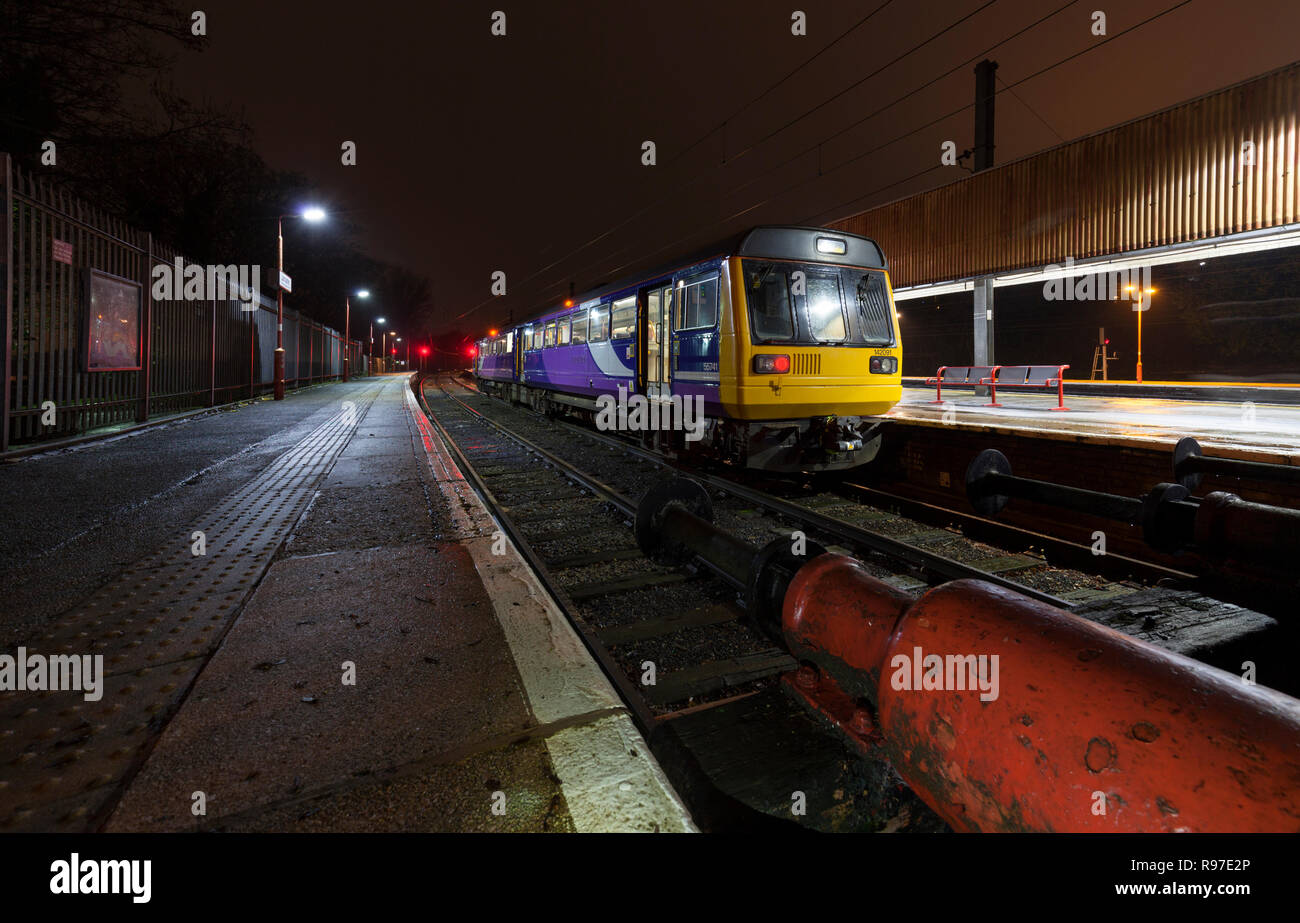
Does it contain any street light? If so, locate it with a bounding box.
[382,330,397,370]
[371,316,386,367]
[1124,285,1156,382]
[274,205,326,400]
[343,289,369,382]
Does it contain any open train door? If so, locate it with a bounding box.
[643,283,673,400]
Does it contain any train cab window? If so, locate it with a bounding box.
[677,275,718,330]
[744,263,795,341]
[804,272,847,342]
[558,315,572,345]
[610,297,636,339]
[544,321,557,348]
[570,308,589,344]
[843,269,894,344]
[589,306,609,342]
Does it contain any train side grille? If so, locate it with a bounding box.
[792,353,821,376]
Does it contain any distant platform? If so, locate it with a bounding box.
[895,380,1300,460]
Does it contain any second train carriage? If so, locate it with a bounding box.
[474,226,902,472]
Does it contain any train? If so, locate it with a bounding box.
[473,226,902,472]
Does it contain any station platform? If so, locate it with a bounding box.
[0,374,692,833]
[896,380,1300,460]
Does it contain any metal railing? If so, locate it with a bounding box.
[1,153,368,451]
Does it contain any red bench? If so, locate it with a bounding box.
[924,366,997,403]
[926,364,1070,410]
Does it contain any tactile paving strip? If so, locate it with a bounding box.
[0,385,383,831]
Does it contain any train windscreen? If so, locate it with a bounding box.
[742,261,895,346]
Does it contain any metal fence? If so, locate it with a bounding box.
[1,153,367,451]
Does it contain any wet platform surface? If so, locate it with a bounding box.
[0,375,692,832]
[895,382,1300,458]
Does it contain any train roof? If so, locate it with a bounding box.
[516,226,887,329]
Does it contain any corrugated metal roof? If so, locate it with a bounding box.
[830,61,1300,288]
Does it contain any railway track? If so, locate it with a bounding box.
[416,372,1286,830]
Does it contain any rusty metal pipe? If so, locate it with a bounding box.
[782,553,1300,832]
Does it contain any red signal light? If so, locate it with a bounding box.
[419,346,430,356]
[467,346,477,358]
[753,354,790,374]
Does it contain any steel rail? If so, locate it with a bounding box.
[543,417,1076,608]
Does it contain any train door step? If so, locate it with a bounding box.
[594,603,741,646]
[642,650,797,708]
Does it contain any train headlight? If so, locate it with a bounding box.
[753,354,790,374]
[869,356,898,374]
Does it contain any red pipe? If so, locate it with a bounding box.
[782,553,1300,832]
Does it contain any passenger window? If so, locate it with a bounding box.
[610,297,636,339]
[805,273,846,342]
[532,327,543,350]
[571,309,589,344]
[558,315,571,345]
[544,322,556,348]
[679,276,718,329]
[589,306,609,342]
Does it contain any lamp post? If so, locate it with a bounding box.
[382,330,397,372]
[274,206,326,400]
[371,317,385,371]
[343,289,369,382]
[1125,285,1156,383]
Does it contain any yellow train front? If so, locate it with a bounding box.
[710,226,902,472]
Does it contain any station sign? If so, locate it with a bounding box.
[279,271,292,292]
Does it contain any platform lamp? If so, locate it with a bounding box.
[371,316,386,370]
[274,206,326,400]
[343,289,369,382]
[1124,284,1156,383]
[382,330,397,371]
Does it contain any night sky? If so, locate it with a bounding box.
[165,0,1300,335]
